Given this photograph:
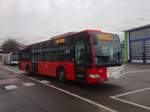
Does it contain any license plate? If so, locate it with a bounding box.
[107,67,115,78]
[107,66,124,79]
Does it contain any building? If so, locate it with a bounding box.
[121,41,124,59]
[124,24,150,63]
[0,48,4,62]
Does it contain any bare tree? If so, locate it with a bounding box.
[1,39,23,53]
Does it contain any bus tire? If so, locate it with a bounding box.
[57,68,66,83]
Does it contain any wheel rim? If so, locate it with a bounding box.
[58,71,64,80]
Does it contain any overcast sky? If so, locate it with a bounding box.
[0,0,150,45]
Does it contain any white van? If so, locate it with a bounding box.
[2,52,18,65]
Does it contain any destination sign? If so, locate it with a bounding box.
[55,38,65,44]
[97,33,112,41]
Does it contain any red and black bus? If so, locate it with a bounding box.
[18,30,124,83]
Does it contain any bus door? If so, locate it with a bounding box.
[74,40,87,81]
[31,53,38,73]
[31,44,38,74]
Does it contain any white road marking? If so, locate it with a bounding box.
[27,76,118,112]
[110,87,150,111]
[111,87,150,98]
[39,80,50,84]
[0,64,24,74]
[3,63,150,111]
[124,69,150,74]
[0,78,18,85]
[4,85,18,90]
[111,97,150,111]
[23,82,35,87]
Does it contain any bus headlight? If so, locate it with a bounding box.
[89,74,100,78]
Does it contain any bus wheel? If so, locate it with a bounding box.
[57,68,66,83]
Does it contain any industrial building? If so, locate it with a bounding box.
[124,24,150,63]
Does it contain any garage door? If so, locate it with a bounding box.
[130,41,143,63]
[145,40,150,63]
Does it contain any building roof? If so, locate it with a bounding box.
[124,24,150,32]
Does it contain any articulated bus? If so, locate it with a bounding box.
[18,30,124,83]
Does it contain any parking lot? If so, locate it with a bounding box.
[0,63,150,112]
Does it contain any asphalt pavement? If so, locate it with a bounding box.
[0,63,150,112]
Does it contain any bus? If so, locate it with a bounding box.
[18,30,124,83]
[2,52,18,65]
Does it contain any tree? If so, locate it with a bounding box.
[1,39,22,53]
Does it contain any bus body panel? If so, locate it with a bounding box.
[19,61,32,71]
[38,61,75,80]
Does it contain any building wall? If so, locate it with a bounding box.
[0,54,3,62]
[0,48,4,62]
[124,26,150,63]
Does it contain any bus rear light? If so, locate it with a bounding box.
[89,74,100,78]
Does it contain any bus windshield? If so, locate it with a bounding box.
[92,33,122,67]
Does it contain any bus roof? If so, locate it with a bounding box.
[50,29,101,40]
[23,29,101,48]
